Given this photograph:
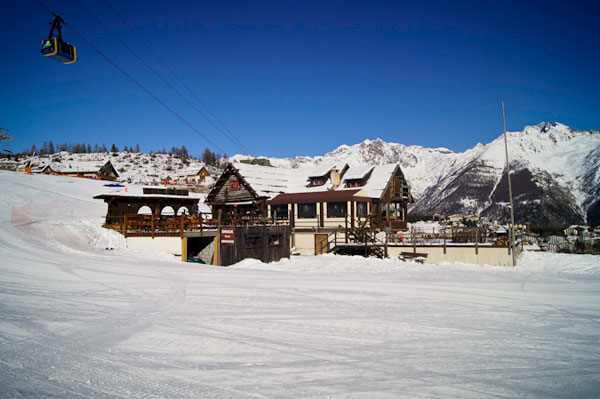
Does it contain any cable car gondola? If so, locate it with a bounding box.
[41,14,76,64]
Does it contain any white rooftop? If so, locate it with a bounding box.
[343,165,374,181]
[231,161,403,199]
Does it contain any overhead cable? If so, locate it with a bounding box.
[34,0,226,154]
[100,0,249,154]
[72,0,235,153]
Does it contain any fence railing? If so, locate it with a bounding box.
[106,212,290,237]
[386,227,520,247]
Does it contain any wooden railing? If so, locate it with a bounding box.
[105,213,215,237]
[106,213,290,237]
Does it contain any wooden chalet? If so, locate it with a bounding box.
[55,160,120,181]
[205,162,348,222]
[206,162,414,255]
[94,186,201,226]
[177,166,210,185]
[31,164,54,175]
[95,184,291,266]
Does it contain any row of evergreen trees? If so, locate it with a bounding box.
[15,141,230,168]
[22,141,194,159]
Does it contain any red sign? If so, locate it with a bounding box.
[220,228,235,245]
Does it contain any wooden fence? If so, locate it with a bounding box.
[106,213,289,238]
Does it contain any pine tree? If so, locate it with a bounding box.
[181,145,189,158]
[202,148,217,165]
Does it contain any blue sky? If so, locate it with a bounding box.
[2,0,599,157]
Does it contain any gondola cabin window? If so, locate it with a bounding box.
[298,203,317,219]
[245,235,262,248]
[230,179,240,191]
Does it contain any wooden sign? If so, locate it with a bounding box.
[220,228,235,245]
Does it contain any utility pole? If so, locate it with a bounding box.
[502,102,517,266]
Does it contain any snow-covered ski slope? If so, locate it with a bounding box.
[1,171,599,398]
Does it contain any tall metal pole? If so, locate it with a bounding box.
[502,101,517,266]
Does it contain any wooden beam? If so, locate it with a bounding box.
[182,237,188,262]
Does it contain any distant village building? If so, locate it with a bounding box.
[448,214,463,223]
[23,158,120,181]
[31,164,54,175]
[465,215,479,223]
[177,167,210,186]
[544,235,573,253]
[55,160,119,181]
[564,225,589,237]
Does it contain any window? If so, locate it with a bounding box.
[309,177,326,187]
[298,203,317,218]
[357,202,368,218]
[269,234,283,247]
[230,178,240,190]
[245,235,262,248]
[327,202,347,218]
[271,204,288,219]
[382,202,403,220]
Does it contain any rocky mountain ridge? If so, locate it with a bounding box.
[5,122,598,227]
[233,122,600,226]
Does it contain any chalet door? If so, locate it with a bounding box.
[315,234,328,255]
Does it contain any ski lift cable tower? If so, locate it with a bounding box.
[0,127,14,153]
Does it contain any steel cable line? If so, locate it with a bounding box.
[34,0,52,14]
[100,0,249,154]
[73,0,248,154]
[34,0,226,154]
[65,26,227,153]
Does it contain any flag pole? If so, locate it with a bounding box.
[502,101,517,266]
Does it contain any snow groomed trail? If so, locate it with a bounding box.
[1,171,599,398]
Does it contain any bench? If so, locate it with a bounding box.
[399,251,428,263]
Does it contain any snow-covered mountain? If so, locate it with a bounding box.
[233,123,600,226]
[6,122,598,227]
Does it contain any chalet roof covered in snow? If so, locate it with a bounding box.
[305,162,344,178]
[49,159,119,176]
[361,163,399,198]
[342,165,374,181]
[178,166,209,177]
[233,162,290,198]
[231,162,348,198]
[225,161,407,200]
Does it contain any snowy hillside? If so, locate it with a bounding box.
[5,121,598,226]
[1,170,600,398]
[8,151,217,186]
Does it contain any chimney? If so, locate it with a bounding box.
[330,168,341,189]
